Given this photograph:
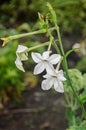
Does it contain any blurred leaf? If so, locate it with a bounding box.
[17,23,31,32]
[79,73,86,104]
[79,90,86,104]
[76,56,86,73]
[83,73,86,88]
[66,109,76,126]
[64,69,84,92]
[67,120,86,130]
[24,72,38,89]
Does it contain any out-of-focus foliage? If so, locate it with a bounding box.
[66,109,84,127]
[66,120,86,130]
[0,0,86,34]
[76,56,86,73]
[24,72,38,89]
[79,74,86,104]
[0,25,25,104]
[73,39,86,73]
[0,24,18,37]
[0,42,25,103]
[64,69,84,92]
[65,70,86,130]
[73,40,86,57]
[75,40,86,73]
[83,73,86,88]
[0,24,45,105]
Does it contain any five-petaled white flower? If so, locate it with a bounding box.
[15,45,28,72]
[31,51,61,75]
[41,69,66,93]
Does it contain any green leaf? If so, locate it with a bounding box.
[64,69,84,92]
[66,120,86,130]
[79,90,86,104]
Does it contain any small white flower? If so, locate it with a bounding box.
[73,43,80,49]
[41,69,66,93]
[16,45,28,61]
[15,58,25,72]
[15,45,28,72]
[31,51,61,75]
[73,42,86,56]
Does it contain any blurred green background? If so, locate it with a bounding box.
[0,0,86,106]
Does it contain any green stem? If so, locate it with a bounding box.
[46,20,60,54]
[1,27,55,46]
[27,41,49,52]
[52,40,61,54]
[55,25,64,56]
[55,24,86,118]
[8,28,55,40]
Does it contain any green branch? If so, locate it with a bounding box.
[1,27,55,46]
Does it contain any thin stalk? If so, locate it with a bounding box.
[64,93,70,106]
[52,40,61,54]
[47,42,51,51]
[27,41,49,52]
[1,27,55,46]
[55,24,86,118]
[8,28,55,40]
[46,20,60,54]
[55,25,65,56]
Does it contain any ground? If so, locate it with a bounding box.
[0,87,67,130]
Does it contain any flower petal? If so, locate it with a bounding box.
[17,53,28,61]
[31,52,42,63]
[15,58,25,72]
[49,54,61,64]
[16,45,28,53]
[43,74,51,79]
[45,63,55,75]
[57,70,66,81]
[42,51,50,60]
[33,62,45,74]
[41,79,53,90]
[54,80,64,93]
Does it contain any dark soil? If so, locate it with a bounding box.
[0,87,67,130]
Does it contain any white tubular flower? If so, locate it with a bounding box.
[16,45,28,61]
[31,51,61,75]
[15,58,25,72]
[15,45,28,72]
[41,69,66,93]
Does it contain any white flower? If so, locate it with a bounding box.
[16,45,28,61]
[73,43,80,49]
[31,51,61,75]
[15,45,28,72]
[15,58,25,72]
[41,69,66,93]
